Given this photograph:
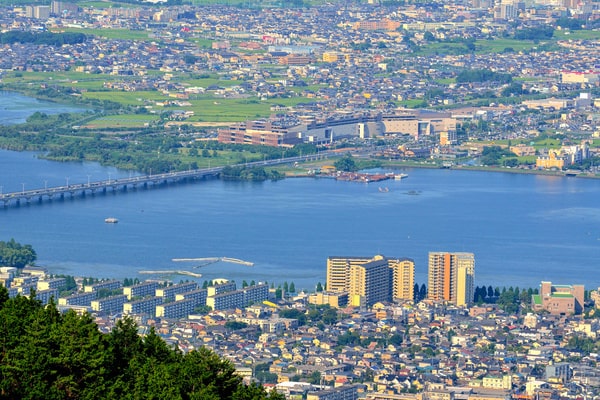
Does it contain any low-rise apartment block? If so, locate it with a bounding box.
[91,294,128,314]
[37,278,66,291]
[308,291,349,308]
[123,281,159,300]
[207,290,245,311]
[123,296,163,316]
[156,282,198,301]
[155,298,196,319]
[84,280,122,294]
[36,288,59,305]
[241,284,269,305]
[58,291,96,307]
[207,281,237,296]
[206,283,269,311]
[12,275,39,288]
[306,384,360,400]
[175,289,208,307]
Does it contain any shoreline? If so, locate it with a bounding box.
[291,159,600,180]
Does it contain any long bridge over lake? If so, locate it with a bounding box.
[0,153,328,208]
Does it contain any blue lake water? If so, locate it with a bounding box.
[0,91,86,125]
[1,148,599,292]
[0,91,599,291]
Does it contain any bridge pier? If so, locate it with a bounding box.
[0,163,235,210]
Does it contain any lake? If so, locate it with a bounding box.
[1,149,599,292]
[0,91,86,125]
[0,91,599,292]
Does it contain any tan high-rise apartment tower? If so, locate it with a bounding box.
[389,258,415,301]
[427,252,474,306]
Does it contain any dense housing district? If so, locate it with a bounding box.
[2,252,600,400]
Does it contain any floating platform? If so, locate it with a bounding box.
[171,257,254,267]
[138,270,203,278]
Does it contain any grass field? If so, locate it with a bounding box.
[52,27,153,41]
[553,30,600,40]
[76,1,134,8]
[83,91,165,105]
[474,38,544,53]
[184,96,317,122]
[188,38,216,48]
[1,71,108,84]
[83,114,160,129]
[416,36,569,56]
[80,90,317,124]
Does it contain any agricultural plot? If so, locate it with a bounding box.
[83,114,160,129]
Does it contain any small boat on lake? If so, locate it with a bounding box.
[105,217,118,223]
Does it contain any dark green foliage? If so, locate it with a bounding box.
[321,308,338,325]
[0,288,283,399]
[278,308,307,326]
[0,31,86,46]
[0,238,37,268]
[501,82,529,97]
[336,330,362,346]
[389,333,403,346]
[555,17,583,30]
[225,321,249,330]
[456,69,512,84]
[334,155,358,172]
[220,166,282,181]
[480,146,517,166]
[253,364,279,385]
[513,26,554,40]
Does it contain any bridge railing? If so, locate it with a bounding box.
[0,152,329,204]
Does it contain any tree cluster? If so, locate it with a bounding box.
[480,145,517,166]
[0,31,86,46]
[0,238,37,269]
[413,283,427,302]
[333,155,358,172]
[219,166,282,181]
[473,285,537,314]
[513,26,554,40]
[0,287,283,399]
[456,69,513,84]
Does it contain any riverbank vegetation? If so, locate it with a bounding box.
[0,108,321,175]
[0,239,37,269]
[0,287,284,399]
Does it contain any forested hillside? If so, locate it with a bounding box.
[0,286,283,399]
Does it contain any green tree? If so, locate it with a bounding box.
[225,321,249,331]
[279,308,307,326]
[334,155,358,172]
[322,308,338,325]
[0,238,37,268]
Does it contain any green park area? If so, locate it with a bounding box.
[416,37,556,57]
[553,30,600,40]
[54,27,154,41]
[83,114,160,129]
